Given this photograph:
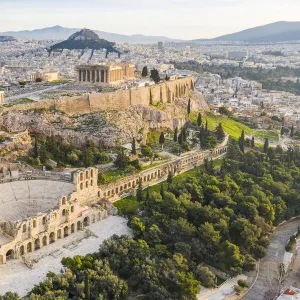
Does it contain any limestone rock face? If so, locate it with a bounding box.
[0,94,209,148]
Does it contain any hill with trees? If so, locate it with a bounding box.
[49,28,119,54]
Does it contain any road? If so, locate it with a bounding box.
[242,217,300,300]
[4,84,68,102]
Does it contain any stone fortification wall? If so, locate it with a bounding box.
[0,77,195,115]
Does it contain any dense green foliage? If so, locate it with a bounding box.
[6,140,300,299]
[22,136,111,169]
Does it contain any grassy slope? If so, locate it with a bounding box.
[190,112,278,140]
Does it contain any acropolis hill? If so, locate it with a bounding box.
[0,76,208,147]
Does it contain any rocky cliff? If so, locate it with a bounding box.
[0,92,209,148]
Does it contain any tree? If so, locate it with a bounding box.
[199,125,206,148]
[83,148,94,167]
[174,127,178,142]
[136,179,143,202]
[291,125,294,137]
[142,66,148,77]
[195,266,216,288]
[114,149,129,169]
[178,132,183,145]
[167,171,173,185]
[150,68,160,84]
[131,217,145,236]
[205,120,208,133]
[165,75,170,81]
[219,106,231,116]
[182,127,187,143]
[280,126,284,136]
[141,145,154,159]
[131,137,136,155]
[159,132,165,150]
[187,98,191,116]
[239,130,245,153]
[227,139,241,160]
[84,271,91,300]
[216,123,225,140]
[197,113,202,127]
[160,184,165,199]
[264,138,269,154]
[251,136,255,148]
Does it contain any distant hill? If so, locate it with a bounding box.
[192,21,300,43]
[49,28,118,54]
[0,36,17,42]
[0,25,179,43]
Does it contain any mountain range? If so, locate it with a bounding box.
[1,22,300,44]
[0,25,178,44]
[193,21,300,43]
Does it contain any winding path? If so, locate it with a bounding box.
[242,217,300,300]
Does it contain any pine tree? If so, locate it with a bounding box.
[251,136,255,148]
[167,171,173,185]
[264,138,269,154]
[174,127,178,142]
[136,179,143,202]
[291,125,294,137]
[216,123,225,140]
[159,132,165,150]
[187,98,191,115]
[131,137,136,155]
[227,139,241,160]
[197,113,202,127]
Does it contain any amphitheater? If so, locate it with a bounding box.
[0,167,109,265]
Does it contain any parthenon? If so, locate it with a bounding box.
[76,62,135,85]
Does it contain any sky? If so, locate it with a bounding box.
[1,0,300,39]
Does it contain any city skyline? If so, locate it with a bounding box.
[2,0,300,39]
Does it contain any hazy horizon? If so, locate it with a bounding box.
[1,0,300,39]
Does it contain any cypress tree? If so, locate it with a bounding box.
[136,179,143,202]
[264,138,269,154]
[84,271,91,300]
[187,98,191,115]
[167,171,173,185]
[174,127,178,142]
[251,136,255,148]
[182,127,187,142]
[291,126,294,137]
[200,125,205,148]
[34,137,39,159]
[239,130,245,153]
[131,137,136,155]
[205,120,208,133]
[197,112,202,127]
[160,184,165,199]
[281,126,284,136]
[146,188,150,202]
[159,132,165,150]
[142,66,148,77]
[178,132,183,145]
[216,123,225,140]
[149,89,152,105]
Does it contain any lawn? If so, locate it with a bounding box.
[190,112,278,141]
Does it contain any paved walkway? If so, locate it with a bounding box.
[242,217,300,300]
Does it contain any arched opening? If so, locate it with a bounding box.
[86,181,89,188]
[34,238,40,250]
[42,217,46,225]
[62,197,66,205]
[71,224,75,233]
[91,169,94,177]
[6,250,14,261]
[42,236,47,246]
[80,183,83,190]
[57,229,62,239]
[20,245,25,256]
[92,215,95,223]
[77,221,81,231]
[0,255,3,264]
[50,232,55,244]
[27,242,32,253]
[80,173,83,181]
[23,224,26,233]
[83,217,89,227]
[62,209,66,217]
[64,226,69,237]
[33,220,37,228]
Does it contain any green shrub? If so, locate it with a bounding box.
[237,279,249,288]
[234,285,243,294]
